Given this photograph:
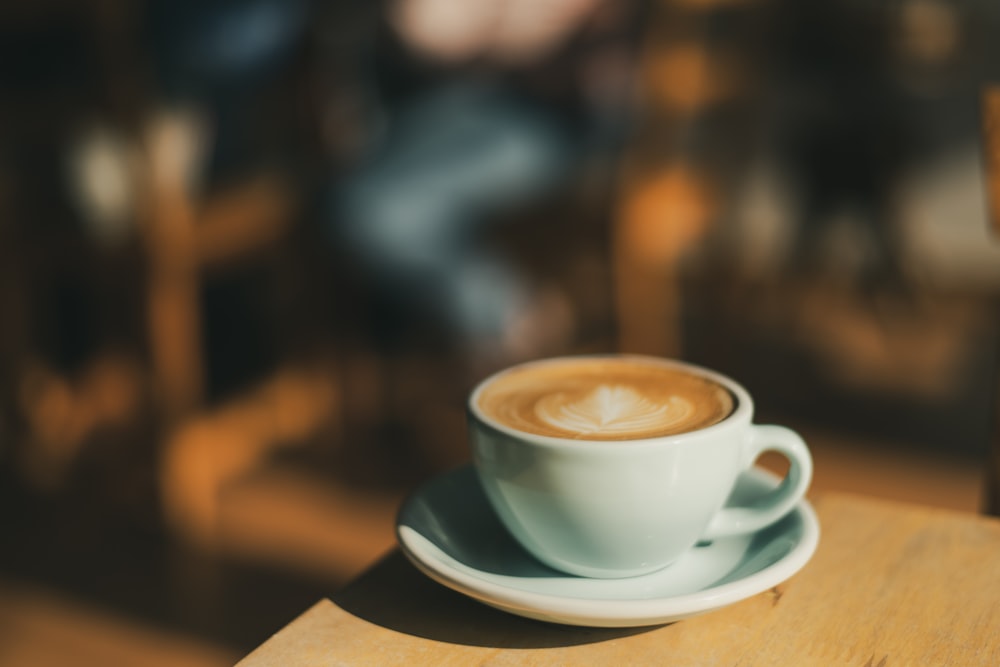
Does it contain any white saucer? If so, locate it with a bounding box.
[397,465,819,627]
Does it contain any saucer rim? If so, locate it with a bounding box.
[396,466,820,627]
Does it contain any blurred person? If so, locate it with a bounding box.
[330,0,639,369]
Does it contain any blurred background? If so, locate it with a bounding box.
[2,0,1000,664]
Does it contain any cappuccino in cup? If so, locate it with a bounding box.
[468,355,812,579]
[476,356,734,441]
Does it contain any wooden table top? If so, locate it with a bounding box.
[237,493,1000,666]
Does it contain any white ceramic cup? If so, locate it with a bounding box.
[468,355,813,579]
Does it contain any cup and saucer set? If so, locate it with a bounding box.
[395,356,821,627]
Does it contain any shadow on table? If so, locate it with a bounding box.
[332,551,662,649]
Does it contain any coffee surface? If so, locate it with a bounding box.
[476,358,734,440]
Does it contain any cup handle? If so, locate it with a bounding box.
[702,425,813,539]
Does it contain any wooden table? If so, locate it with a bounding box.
[237,493,1000,666]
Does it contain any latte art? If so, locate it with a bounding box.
[476,357,735,441]
[537,385,689,437]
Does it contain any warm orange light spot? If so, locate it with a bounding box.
[619,166,716,266]
[643,43,736,113]
[160,367,341,549]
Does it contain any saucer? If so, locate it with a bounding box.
[396,465,819,627]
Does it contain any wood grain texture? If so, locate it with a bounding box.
[238,494,1000,666]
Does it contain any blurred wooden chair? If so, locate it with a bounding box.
[69,3,337,557]
[981,85,1000,516]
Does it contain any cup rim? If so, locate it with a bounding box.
[468,354,754,448]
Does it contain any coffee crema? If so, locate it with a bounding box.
[476,358,735,440]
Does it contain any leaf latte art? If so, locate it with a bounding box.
[476,357,735,441]
[536,385,693,437]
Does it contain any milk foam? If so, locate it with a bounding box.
[535,385,692,437]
